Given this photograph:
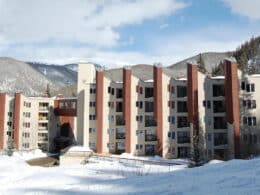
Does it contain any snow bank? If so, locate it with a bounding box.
[0,154,259,194]
[12,149,47,160]
[67,146,92,153]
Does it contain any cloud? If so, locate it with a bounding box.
[0,0,187,48]
[223,0,260,20]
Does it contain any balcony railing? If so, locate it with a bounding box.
[145,134,157,142]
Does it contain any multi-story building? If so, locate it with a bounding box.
[1,58,260,160]
[0,93,77,152]
[76,62,207,159]
[76,58,260,160]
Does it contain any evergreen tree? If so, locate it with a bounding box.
[46,83,51,97]
[197,53,207,73]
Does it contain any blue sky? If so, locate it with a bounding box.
[0,0,260,67]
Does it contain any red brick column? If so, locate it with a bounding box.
[123,68,132,153]
[225,59,240,158]
[14,93,21,149]
[187,63,199,136]
[0,93,6,149]
[96,71,104,153]
[154,65,163,156]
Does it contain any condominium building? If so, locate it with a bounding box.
[0,93,77,152]
[76,59,260,160]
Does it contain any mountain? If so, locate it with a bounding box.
[28,62,78,86]
[0,57,61,96]
[168,52,231,74]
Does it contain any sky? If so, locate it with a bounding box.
[0,0,260,67]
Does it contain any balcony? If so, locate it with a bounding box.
[145,130,157,141]
[145,144,156,155]
[116,128,125,139]
[116,115,125,126]
[145,101,154,112]
[177,117,189,128]
[177,101,187,113]
[213,101,226,113]
[177,86,187,98]
[177,131,190,144]
[214,117,227,129]
[213,85,225,97]
[214,133,227,146]
[145,116,157,127]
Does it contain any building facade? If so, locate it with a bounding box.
[76,59,260,160]
[0,93,77,152]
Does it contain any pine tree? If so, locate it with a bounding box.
[197,53,207,73]
[46,83,51,97]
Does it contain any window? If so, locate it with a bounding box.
[177,101,187,112]
[245,117,257,126]
[145,115,157,127]
[89,115,96,120]
[7,121,12,127]
[241,81,245,90]
[213,101,225,113]
[213,85,225,97]
[108,86,111,93]
[177,86,187,98]
[89,102,96,107]
[177,116,189,128]
[243,99,257,109]
[246,83,255,92]
[207,101,211,109]
[108,102,114,108]
[136,101,143,109]
[145,129,157,141]
[116,88,123,98]
[177,131,190,144]
[168,116,175,124]
[214,133,227,146]
[8,112,12,117]
[178,147,190,158]
[89,128,96,133]
[145,101,154,112]
[214,117,227,129]
[145,87,153,98]
[136,130,144,136]
[111,88,115,95]
[136,115,143,122]
[116,128,125,139]
[168,131,175,139]
[116,102,123,112]
[136,144,143,151]
[90,88,96,94]
[116,115,125,126]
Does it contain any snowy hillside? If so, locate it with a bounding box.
[28,62,78,85]
[0,151,259,194]
[168,52,230,74]
[0,57,61,96]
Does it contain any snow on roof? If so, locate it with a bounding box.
[211,76,225,79]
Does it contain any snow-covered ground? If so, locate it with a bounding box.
[0,151,259,194]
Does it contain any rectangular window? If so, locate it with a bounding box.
[177,101,187,112]
[177,86,187,98]
[116,102,123,112]
[214,133,227,146]
[241,81,245,90]
[145,101,154,112]
[145,115,157,127]
[214,117,227,129]
[177,116,189,128]
[213,100,225,113]
[116,115,125,126]
[116,88,123,98]
[145,87,153,98]
[177,131,190,144]
[213,84,225,97]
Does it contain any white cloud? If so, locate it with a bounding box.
[0,0,187,48]
[223,0,260,20]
